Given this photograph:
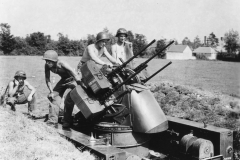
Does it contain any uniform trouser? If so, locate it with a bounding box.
[48,79,76,123]
[62,90,76,124]
[7,87,36,113]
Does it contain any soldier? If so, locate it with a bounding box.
[5,70,37,116]
[111,28,134,69]
[77,32,118,72]
[43,50,82,127]
[112,28,149,80]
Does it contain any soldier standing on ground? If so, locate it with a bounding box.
[111,28,135,69]
[111,28,149,80]
[43,50,82,127]
[5,70,37,116]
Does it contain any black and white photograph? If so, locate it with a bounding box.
[0,0,240,159]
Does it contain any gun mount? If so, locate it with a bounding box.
[58,42,233,160]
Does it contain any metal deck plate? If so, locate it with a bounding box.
[57,124,128,159]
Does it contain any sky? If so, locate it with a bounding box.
[0,0,240,43]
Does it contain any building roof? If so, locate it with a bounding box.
[193,47,215,53]
[167,45,188,53]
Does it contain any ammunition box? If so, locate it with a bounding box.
[81,60,112,94]
[70,85,105,119]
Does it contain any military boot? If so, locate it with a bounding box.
[62,122,71,131]
[10,104,16,111]
[46,121,58,129]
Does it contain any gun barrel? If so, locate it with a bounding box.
[121,39,156,66]
[108,39,156,77]
[134,41,174,73]
[142,61,172,83]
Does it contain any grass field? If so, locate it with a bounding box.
[0,56,239,115]
[0,56,240,159]
[1,56,239,102]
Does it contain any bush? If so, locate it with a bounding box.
[195,54,209,60]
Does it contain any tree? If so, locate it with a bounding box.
[45,40,58,51]
[223,29,240,56]
[207,32,218,48]
[57,33,85,56]
[0,23,16,54]
[127,31,134,42]
[68,40,85,56]
[173,39,178,45]
[155,39,167,58]
[26,32,49,53]
[192,36,202,49]
[87,34,96,46]
[132,33,148,57]
[103,27,109,33]
[57,33,71,55]
[14,37,30,55]
[182,37,192,46]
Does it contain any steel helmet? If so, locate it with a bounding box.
[43,50,58,62]
[14,70,26,79]
[96,32,110,43]
[115,28,128,37]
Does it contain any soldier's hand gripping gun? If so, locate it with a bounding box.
[107,39,156,78]
[99,64,148,105]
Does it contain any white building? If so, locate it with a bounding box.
[166,45,195,60]
[193,47,217,60]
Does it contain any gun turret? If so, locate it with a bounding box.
[134,41,175,73]
[100,64,148,104]
[107,39,156,78]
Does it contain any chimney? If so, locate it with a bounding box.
[204,36,206,46]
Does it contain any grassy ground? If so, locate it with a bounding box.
[142,58,240,99]
[0,107,94,160]
[0,56,240,159]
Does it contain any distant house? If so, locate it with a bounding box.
[166,45,195,60]
[193,47,217,60]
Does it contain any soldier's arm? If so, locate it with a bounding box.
[103,47,118,64]
[24,81,36,97]
[87,46,106,65]
[8,81,18,97]
[45,64,54,93]
[111,45,117,62]
[125,41,135,67]
[128,42,134,57]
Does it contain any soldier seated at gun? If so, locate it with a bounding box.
[77,31,119,73]
[3,70,37,117]
[43,50,82,128]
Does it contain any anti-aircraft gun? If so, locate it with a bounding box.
[58,41,233,160]
[65,40,173,157]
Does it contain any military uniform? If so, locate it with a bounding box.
[6,80,36,113]
[45,64,77,124]
[111,41,134,69]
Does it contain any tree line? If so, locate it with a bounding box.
[0,23,240,61]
